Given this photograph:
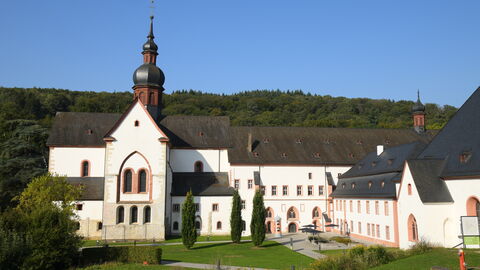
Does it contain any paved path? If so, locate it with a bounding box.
[162,260,272,270]
[267,233,326,259]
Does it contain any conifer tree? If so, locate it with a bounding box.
[230,189,242,243]
[181,191,197,249]
[250,190,266,246]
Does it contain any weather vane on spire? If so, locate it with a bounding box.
[150,0,155,19]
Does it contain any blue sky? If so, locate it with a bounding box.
[1,0,479,107]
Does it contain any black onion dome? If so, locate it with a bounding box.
[133,63,165,88]
[143,39,158,52]
[412,91,425,113]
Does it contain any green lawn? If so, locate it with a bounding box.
[160,241,313,269]
[81,263,195,270]
[80,241,313,269]
[82,235,251,247]
[371,248,480,270]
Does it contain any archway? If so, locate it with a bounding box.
[466,196,480,216]
[287,206,299,221]
[288,222,297,233]
[407,214,418,242]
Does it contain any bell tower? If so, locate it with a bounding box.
[132,16,165,121]
[412,90,426,133]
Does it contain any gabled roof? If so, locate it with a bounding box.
[171,172,234,196]
[407,159,453,203]
[418,87,480,178]
[341,142,427,179]
[159,116,230,148]
[47,112,121,146]
[66,177,104,200]
[331,172,399,198]
[228,126,435,165]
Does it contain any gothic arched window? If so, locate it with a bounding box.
[144,206,151,223]
[131,206,138,223]
[139,169,147,193]
[117,206,124,224]
[124,170,132,193]
[81,161,89,177]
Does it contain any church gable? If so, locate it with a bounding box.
[105,99,168,143]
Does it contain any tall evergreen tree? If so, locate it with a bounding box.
[181,191,197,249]
[230,190,242,243]
[250,190,266,246]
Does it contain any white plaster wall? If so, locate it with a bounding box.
[75,201,103,220]
[118,152,151,202]
[397,164,454,249]
[333,198,396,245]
[171,196,233,235]
[102,102,168,240]
[49,147,105,177]
[169,149,229,172]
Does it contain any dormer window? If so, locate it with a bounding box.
[342,183,346,189]
[85,129,93,135]
[295,138,303,144]
[349,153,355,158]
[384,139,391,145]
[263,138,270,144]
[368,181,373,189]
[371,161,377,167]
[460,152,472,163]
[381,181,385,188]
[198,131,204,137]
[356,140,363,145]
[313,152,321,158]
[351,183,356,189]
[324,139,330,145]
[358,163,363,169]
[281,153,287,158]
[253,152,259,157]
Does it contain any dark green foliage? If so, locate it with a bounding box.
[330,236,352,245]
[0,120,48,211]
[81,246,162,266]
[181,191,197,249]
[230,190,242,243]
[250,191,266,246]
[0,174,83,270]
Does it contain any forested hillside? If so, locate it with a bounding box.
[0,86,457,210]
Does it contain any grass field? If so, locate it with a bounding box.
[80,241,313,269]
[81,263,196,269]
[371,248,480,270]
[82,235,251,247]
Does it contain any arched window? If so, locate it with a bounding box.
[131,206,138,223]
[242,220,246,231]
[75,222,80,230]
[408,184,412,195]
[97,222,103,231]
[216,221,222,230]
[266,207,274,218]
[194,161,203,172]
[312,207,320,218]
[287,207,297,219]
[139,169,147,193]
[81,161,89,177]
[408,214,418,242]
[117,206,124,224]
[173,221,179,231]
[195,221,201,230]
[134,120,139,127]
[144,206,151,223]
[124,170,132,193]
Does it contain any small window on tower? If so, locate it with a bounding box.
[134,120,139,127]
[85,129,93,135]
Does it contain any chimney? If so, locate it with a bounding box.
[247,133,252,152]
[377,145,384,156]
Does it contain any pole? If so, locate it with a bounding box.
[459,249,466,270]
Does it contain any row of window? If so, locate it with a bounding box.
[259,185,325,196]
[265,206,322,220]
[336,218,391,241]
[335,200,390,216]
[122,169,148,193]
[172,220,247,231]
[116,206,151,224]
[172,201,246,213]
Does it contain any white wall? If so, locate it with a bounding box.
[169,149,229,172]
[397,164,454,249]
[171,196,234,235]
[49,147,105,177]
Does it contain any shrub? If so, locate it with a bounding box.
[181,191,197,249]
[314,236,329,243]
[330,236,352,245]
[81,246,162,266]
[408,238,434,255]
[364,245,393,266]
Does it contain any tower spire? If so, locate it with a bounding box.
[412,90,426,133]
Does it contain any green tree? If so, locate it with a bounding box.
[0,174,83,270]
[230,189,242,243]
[250,191,266,246]
[181,191,197,249]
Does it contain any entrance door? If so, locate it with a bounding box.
[288,223,297,233]
[266,221,272,233]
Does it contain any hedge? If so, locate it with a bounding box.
[81,246,162,266]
